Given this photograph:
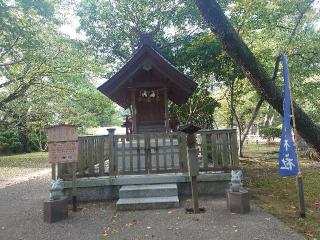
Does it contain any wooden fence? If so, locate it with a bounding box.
[111,132,188,175]
[197,129,238,171]
[53,129,238,179]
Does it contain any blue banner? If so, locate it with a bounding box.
[278,53,298,177]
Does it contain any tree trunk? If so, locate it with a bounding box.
[195,0,320,153]
[17,125,30,153]
[239,97,264,156]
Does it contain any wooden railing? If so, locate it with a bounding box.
[111,132,188,175]
[54,129,238,179]
[197,129,239,171]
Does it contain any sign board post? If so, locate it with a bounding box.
[48,125,78,212]
[179,124,201,214]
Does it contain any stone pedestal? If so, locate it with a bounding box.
[43,197,68,223]
[226,190,250,214]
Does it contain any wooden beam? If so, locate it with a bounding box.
[164,88,169,132]
[131,88,137,133]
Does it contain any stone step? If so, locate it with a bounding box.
[116,196,179,211]
[119,184,178,199]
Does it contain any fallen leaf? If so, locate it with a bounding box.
[126,223,134,228]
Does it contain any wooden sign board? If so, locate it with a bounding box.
[48,125,78,163]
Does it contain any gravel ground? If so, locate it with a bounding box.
[0,174,304,240]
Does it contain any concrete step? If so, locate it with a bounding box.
[119,184,178,199]
[116,196,179,211]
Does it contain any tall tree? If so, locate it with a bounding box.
[195,0,320,153]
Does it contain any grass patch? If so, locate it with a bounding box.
[0,152,49,179]
[242,144,320,239]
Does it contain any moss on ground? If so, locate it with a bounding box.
[242,144,320,240]
[0,152,49,179]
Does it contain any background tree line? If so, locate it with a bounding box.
[0,0,119,153]
[1,0,319,155]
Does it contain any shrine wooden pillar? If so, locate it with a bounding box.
[130,88,137,133]
[164,88,169,132]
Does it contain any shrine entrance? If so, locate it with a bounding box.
[136,88,166,132]
[98,35,197,134]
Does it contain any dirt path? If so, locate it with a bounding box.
[0,173,304,240]
[0,168,51,189]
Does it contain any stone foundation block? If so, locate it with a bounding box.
[43,197,68,223]
[226,190,250,214]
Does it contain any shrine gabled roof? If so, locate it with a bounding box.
[97,44,198,108]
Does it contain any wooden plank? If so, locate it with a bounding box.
[129,135,133,172]
[78,139,85,176]
[231,131,239,167]
[170,134,175,169]
[51,163,56,180]
[109,135,116,176]
[137,135,141,173]
[155,135,160,172]
[114,136,119,175]
[162,135,167,171]
[144,135,151,174]
[221,132,228,167]
[201,133,208,170]
[164,88,169,131]
[211,133,218,168]
[98,137,105,175]
[121,136,126,173]
[179,133,188,172]
[88,138,95,175]
[182,134,189,172]
[131,89,137,133]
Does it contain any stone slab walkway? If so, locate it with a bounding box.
[0,174,304,240]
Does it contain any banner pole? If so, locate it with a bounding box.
[287,58,306,218]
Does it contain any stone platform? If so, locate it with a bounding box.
[62,172,231,202]
[116,184,179,210]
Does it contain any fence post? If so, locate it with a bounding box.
[107,128,116,176]
[178,133,188,172]
[98,136,105,176]
[51,163,56,180]
[144,135,151,174]
[231,130,239,167]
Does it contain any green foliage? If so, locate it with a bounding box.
[0,142,10,153]
[10,142,23,153]
[260,127,282,140]
[0,129,23,153]
[170,79,220,128]
[2,0,320,155]
[77,0,203,69]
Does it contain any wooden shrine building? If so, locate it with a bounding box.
[98,36,197,133]
[54,35,239,205]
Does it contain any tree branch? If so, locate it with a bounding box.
[195,0,320,153]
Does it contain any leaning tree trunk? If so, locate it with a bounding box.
[195,0,320,153]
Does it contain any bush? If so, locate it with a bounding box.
[10,142,23,153]
[0,136,8,144]
[260,127,282,143]
[0,142,10,153]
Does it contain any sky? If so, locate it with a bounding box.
[60,1,320,40]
